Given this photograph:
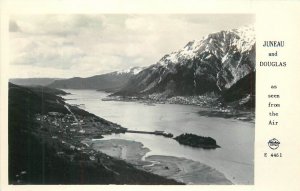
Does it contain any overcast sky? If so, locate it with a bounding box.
[9,14,254,78]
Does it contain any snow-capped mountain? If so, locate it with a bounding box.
[48,67,144,92]
[114,25,255,98]
[117,66,145,75]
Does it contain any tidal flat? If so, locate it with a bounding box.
[86,138,232,185]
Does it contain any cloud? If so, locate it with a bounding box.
[10,34,86,69]
[9,14,255,78]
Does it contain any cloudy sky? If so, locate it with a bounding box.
[9,14,254,78]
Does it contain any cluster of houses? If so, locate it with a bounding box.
[167,95,220,106]
[35,111,126,162]
[105,94,222,107]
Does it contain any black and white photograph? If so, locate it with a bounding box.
[8,14,255,185]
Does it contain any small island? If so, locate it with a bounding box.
[174,133,220,149]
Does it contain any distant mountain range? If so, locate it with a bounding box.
[114,25,255,99]
[9,78,63,86]
[47,67,144,92]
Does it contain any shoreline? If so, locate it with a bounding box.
[86,138,232,185]
[102,95,255,122]
[62,89,255,122]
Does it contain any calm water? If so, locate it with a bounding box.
[63,89,254,184]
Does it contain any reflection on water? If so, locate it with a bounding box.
[63,89,254,184]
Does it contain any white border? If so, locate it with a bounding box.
[1,1,300,191]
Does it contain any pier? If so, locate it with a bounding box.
[126,130,173,138]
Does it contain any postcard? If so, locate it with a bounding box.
[1,1,300,191]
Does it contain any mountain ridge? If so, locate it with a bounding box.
[10,78,63,86]
[113,25,255,105]
[48,67,144,92]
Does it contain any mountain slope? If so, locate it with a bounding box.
[114,26,255,98]
[221,71,255,108]
[48,67,143,92]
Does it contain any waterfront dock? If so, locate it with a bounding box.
[126,130,173,138]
